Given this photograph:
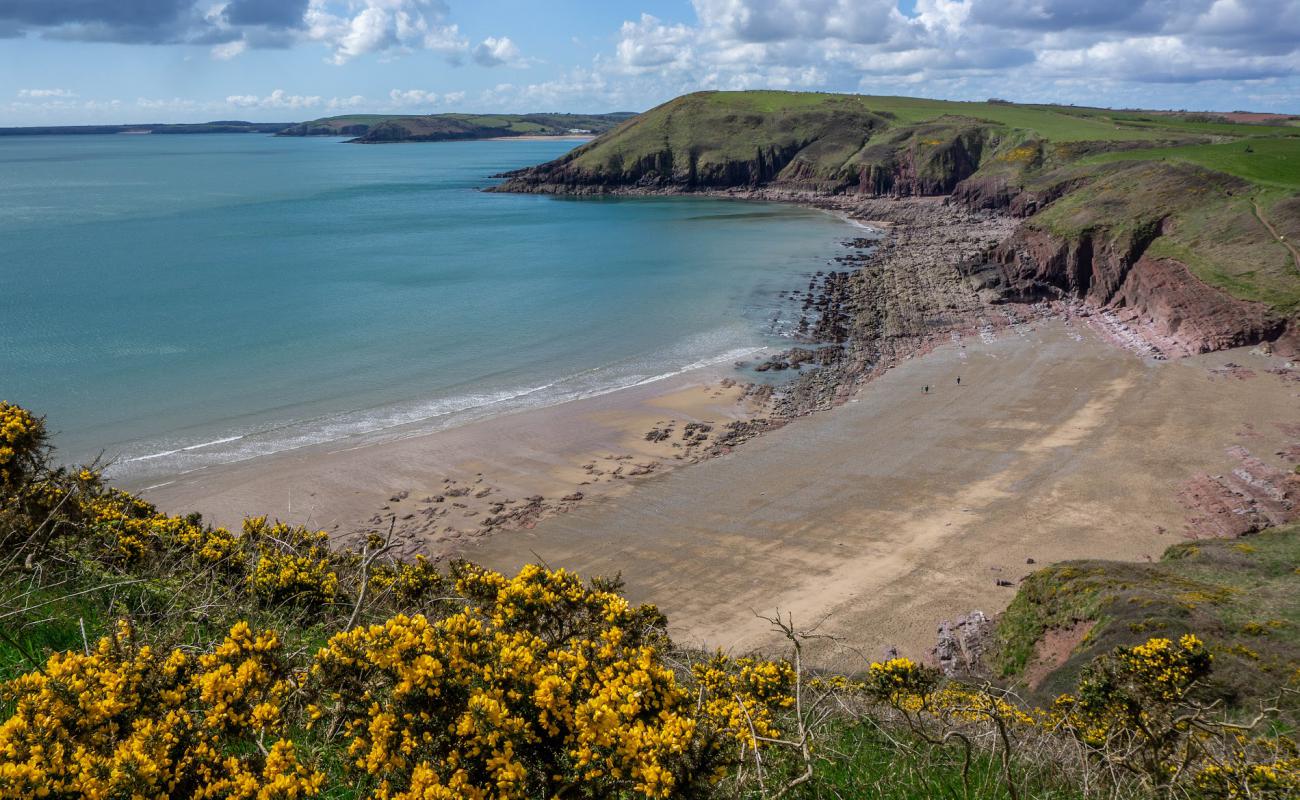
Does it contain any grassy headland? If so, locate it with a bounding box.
[277,112,636,143]
[497,91,1300,335]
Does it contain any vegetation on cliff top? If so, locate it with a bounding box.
[496,90,1300,321]
[3,400,1299,798]
[993,523,1300,708]
[277,112,635,143]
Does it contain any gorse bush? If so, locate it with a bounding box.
[311,563,781,799]
[0,400,1297,799]
[0,403,43,492]
[0,620,319,799]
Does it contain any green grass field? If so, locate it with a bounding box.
[1084,136,1300,190]
[692,90,1288,143]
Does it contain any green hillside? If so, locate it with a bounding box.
[993,524,1300,716]
[277,112,635,143]
[497,90,1300,318]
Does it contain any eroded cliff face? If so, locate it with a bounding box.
[984,226,1289,355]
[844,128,990,196]
[496,139,839,194]
[494,118,993,196]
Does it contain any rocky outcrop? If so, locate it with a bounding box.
[978,226,1288,355]
[846,125,992,197]
[496,140,823,193]
[930,610,993,677]
[1112,257,1287,354]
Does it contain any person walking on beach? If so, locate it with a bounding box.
[956,375,961,385]
[923,385,929,394]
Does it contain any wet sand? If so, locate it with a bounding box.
[139,369,766,555]
[457,319,1299,665]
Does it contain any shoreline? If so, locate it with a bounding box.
[485,134,596,142]
[134,193,882,544]
[138,362,776,557]
[138,190,1300,663]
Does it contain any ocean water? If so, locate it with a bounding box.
[0,134,858,482]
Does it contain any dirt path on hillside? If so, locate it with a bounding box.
[1253,198,1300,275]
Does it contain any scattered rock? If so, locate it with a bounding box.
[930,611,991,677]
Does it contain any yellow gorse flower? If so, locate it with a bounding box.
[311,564,794,799]
[0,621,320,800]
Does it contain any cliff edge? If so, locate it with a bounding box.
[495,91,1300,356]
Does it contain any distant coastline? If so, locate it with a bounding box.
[0,121,291,136]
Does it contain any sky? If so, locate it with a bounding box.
[1,0,1297,125]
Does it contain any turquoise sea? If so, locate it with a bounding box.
[0,134,857,482]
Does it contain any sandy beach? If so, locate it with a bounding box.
[137,190,1299,669]
[138,366,770,557]
[141,311,1299,665]
[487,134,596,141]
[459,320,1299,664]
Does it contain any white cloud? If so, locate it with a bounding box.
[389,88,439,106]
[693,0,901,45]
[328,94,367,110]
[17,88,78,98]
[303,0,468,65]
[211,39,248,61]
[226,89,324,110]
[472,36,528,67]
[615,14,697,72]
[560,0,1300,112]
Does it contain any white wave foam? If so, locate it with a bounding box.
[123,434,245,463]
[109,337,768,482]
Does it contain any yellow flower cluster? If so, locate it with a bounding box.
[998,144,1040,164]
[864,657,939,705]
[0,621,321,800]
[83,488,240,565]
[312,564,792,799]
[1072,632,1211,722]
[244,516,340,608]
[369,555,449,607]
[0,402,43,492]
[1195,748,1300,799]
[692,653,795,744]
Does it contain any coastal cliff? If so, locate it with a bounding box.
[277,112,634,143]
[495,91,1300,357]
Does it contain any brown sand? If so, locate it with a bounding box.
[142,319,1299,667]
[456,321,1299,666]
[138,371,763,557]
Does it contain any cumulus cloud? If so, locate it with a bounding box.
[472,36,526,67]
[328,94,367,110]
[301,0,467,64]
[389,88,440,106]
[615,14,697,71]
[575,0,1300,109]
[693,0,901,45]
[226,89,323,109]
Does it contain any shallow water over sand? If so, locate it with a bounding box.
[0,134,855,479]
